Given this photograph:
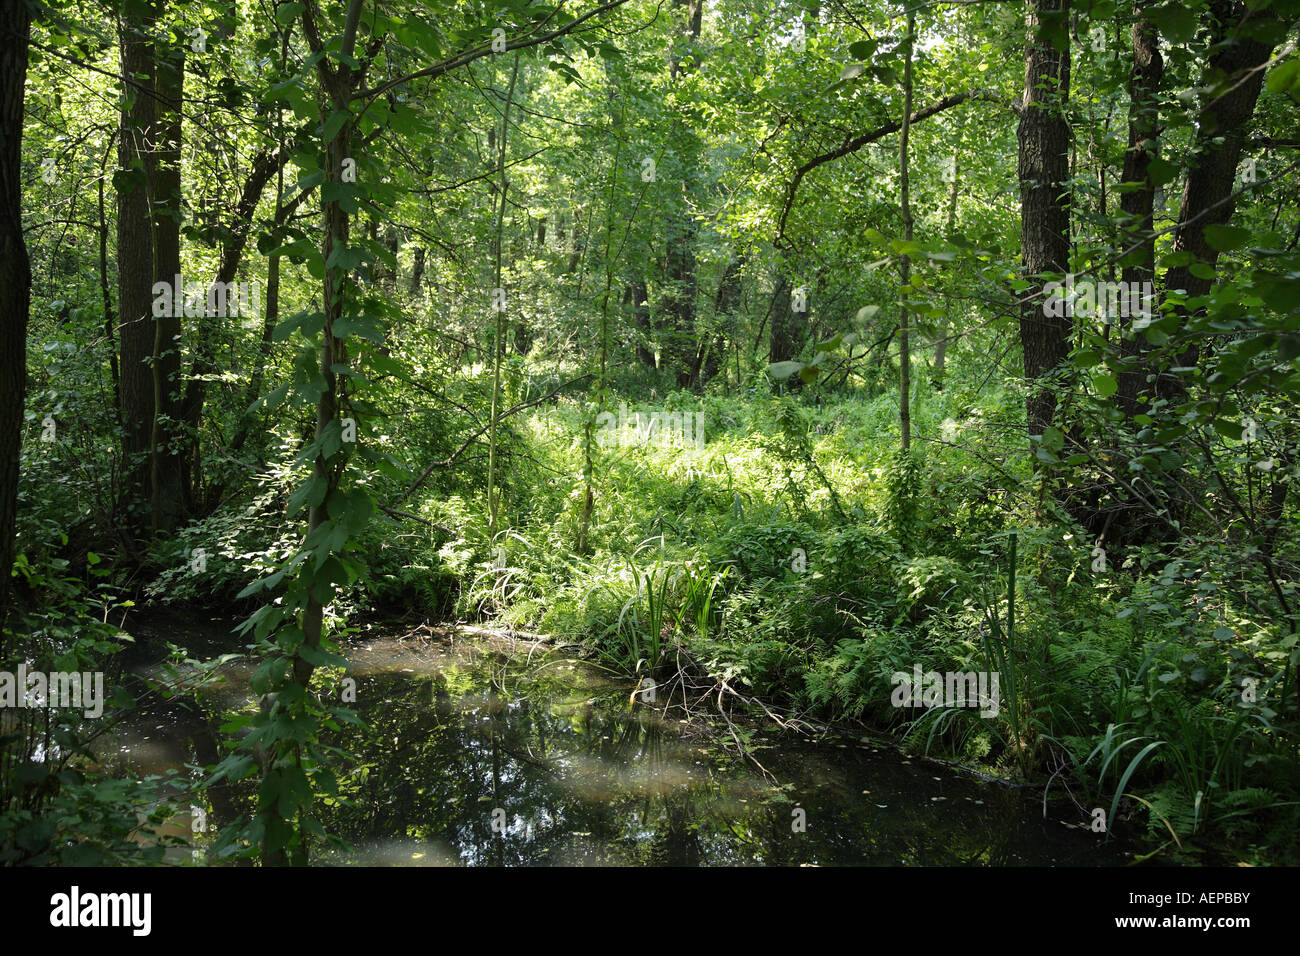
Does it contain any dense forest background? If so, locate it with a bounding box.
[2,0,1299,866]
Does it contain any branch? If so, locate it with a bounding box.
[213,135,308,284]
[775,88,1010,246]
[358,0,632,103]
[392,375,592,507]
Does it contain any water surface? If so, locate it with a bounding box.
[103,619,1130,866]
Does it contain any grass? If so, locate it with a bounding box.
[132,375,1300,863]
[437,383,1299,862]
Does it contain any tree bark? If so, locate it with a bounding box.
[1017,0,1073,443]
[769,269,803,389]
[410,245,425,293]
[627,278,655,367]
[664,0,703,388]
[151,26,184,530]
[116,4,159,533]
[178,140,297,512]
[1116,7,1163,418]
[702,253,744,385]
[0,0,31,625]
[899,9,916,452]
[1159,0,1278,397]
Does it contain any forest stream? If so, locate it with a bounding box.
[93,616,1135,867]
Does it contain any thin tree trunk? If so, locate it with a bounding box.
[269,0,368,865]
[898,8,915,452]
[627,277,655,367]
[409,246,425,293]
[704,253,744,385]
[97,133,120,414]
[487,55,520,539]
[178,140,300,512]
[933,150,959,389]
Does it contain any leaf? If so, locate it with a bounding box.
[297,642,348,669]
[273,310,324,342]
[889,238,924,257]
[322,181,361,214]
[1072,348,1103,368]
[1146,3,1198,44]
[768,361,803,380]
[1265,57,1300,99]
[111,164,147,195]
[839,63,865,81]
[1108,739,1165,836]
[1213,418,1244,440]
[275,2,305,26]
[1203,225,1251,252]
[1262,278,1300,314]
[324,245,364,272]
[1093,372,1118,398]
[333,313,384,343]
[1146,157,1178,187]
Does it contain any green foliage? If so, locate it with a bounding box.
[881,448,926,552]
[1,555,190,865]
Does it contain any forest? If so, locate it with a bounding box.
[1,0,1299,870]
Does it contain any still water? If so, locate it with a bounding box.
[102,618,1130,866]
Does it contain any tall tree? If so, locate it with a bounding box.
[0,0,31,625]
[769,269,798,369]
[116,1,160,535]
[663,0,703,387]
[898,7,916,452]
[150,17,184,530]
[1017,0,1073,444]
[1159,1,1280,396]
[1116,6,1164,418]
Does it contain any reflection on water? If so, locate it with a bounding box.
[101,621,1130,866]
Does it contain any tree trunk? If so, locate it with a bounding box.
[1159,1,1278,397]
[627,278,655,367]
[0,0,31,625]
[769,269,803,391]
[704,253,744,385]
[410,245,425,294]
[1116,7,1163,418]
[116,4,159,534]
[898,9,916,452]
[1017,0,1073,443]
[664,0,703,388]
[933,150,960,390]
[151,29,184,530]
[178,142,296,513]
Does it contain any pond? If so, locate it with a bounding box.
[100,617,1132,866]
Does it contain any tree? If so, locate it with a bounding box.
[898,5,916,451]
[0,0,31,625]
[115,0,160,536]
[1017,0,1073,447]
